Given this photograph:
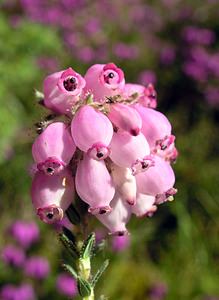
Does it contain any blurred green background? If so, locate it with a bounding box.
[0,1,219,299]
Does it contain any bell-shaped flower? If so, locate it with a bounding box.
[110,131,150,168]
[96,193,131,235]
[32,122,76,175]
[136,156,175,196]
[71,105,113,160]
[134,104,171,147]
[43,68,86,115]
[132,193,157,217]
[31,169,74,224]
[83,63,125,103]
[111,164,137,205]
[75,154,115,214]
[108,103,142,136]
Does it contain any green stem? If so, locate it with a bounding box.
[79,257,95,300]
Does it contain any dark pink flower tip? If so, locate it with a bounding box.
[131,155,155,175]
[87,143,111,160]
[37,205,64,224]
[37,157,65,175]
[140,83,157,109]
[110,230,130,236]
[57,67,86,95]
[102,62,124,87]
[111,235,130,252]
[88,206,112,215]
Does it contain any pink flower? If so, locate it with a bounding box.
[75,154,115,214]
[132,193,157,217]
[134,104,171,147]
[109,131,150,169]
[136,156,175,196]
[56,273,77,297]
[71,105,113,160]
[31,169,74,224]
[111,164,137,205]
[43,68,85,115]
[111,235,130,252]
[32,122,76,175]
[96,193,131,235]
[108,103,142,136]
[84,63,125,103]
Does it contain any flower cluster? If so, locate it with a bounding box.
[31,63,178,235]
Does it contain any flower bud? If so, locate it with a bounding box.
[110,131,150,168]
[108,103,142,136]
[71,105,113,160]
[31,169,74,224]
[43,68,86,115]
[111,164,137,205]
[84,63,125,103]
[32,122,76,175]
[75,154,115,214]
[96,193,131,235]
[134,104,171,147]
[136,156,175,196]
[132,193,157,217]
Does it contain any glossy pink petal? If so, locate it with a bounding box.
[111,164,137,205]
[96,193,131,235]
[134,104,171,147]
[75,154,115,214]
[31,169,74,224]
[43,68,85,115]
[110,131,150,168]
[84,63,125,103]
[123,83,145,98]
[32,122,76,175]
[132,193,157,217]
[71,105,113,160]
[108,103,142,136]
[136,156,175,195]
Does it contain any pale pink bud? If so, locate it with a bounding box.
[75,154,115,214]
[31,169,74,224]
[136,156,175,196]
[132,193,157,217]
[96,193,131,235]
[134,104,171,147]
[108,103,142,136]
[84,63,125,103]
[43,68,86,115]
[71,105,113,160]
[32,122,76,175]
[111,164,137,205]
[110,131,150,168]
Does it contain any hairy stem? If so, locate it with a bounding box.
[79,256,94,300]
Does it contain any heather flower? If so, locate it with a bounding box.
[71,105,113,160]
[43,68,86,115]
[32,122,76,175]
[56,273,78,297]
[132,194,157,217]
[31,169,74,224]
[0,284,36,300]
[75,154,115,214]
[148,283,168,300]
[83,63,125,103]
[24,256,50,280]
[1,245,25,268]
[9,221,39,249]
[111,235,130,252]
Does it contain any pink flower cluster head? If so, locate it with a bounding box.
[31,63,178,234]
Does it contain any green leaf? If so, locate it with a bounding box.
[91,260,109,288]
[62,226,76,245]
[66,204,81,225]
[77,277,92,297]
[80,233,95,259]
[59,233,79,259]
[62,264,78,279]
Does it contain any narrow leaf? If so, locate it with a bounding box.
[62,264,78,279]
[91,260,109,287]
[77,277,92,297]
[59,233,79,259]
[62,226,76,245]
[80,232,95,259]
